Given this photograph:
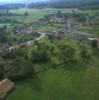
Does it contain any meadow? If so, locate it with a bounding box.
[9,8,98,23]
[7,61,99,100]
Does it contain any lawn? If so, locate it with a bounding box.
[7,61,99,100]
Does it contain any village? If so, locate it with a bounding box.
[0,9,99,100]
[0,10,98,55]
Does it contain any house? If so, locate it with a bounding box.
[0,79,15,100]
[16,26,34,35]
[39,18,49,25]
[49,17,65,23]
[93,18,99,25]
[66,17,78,27]
[0,58,12,71]
[8,45,20,51]
[85,18,99,25]
[47,29,65,40]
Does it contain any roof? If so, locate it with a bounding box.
[0,79,15,99]
[49,17,65,23]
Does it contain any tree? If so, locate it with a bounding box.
[80,48,91,62]
[78,14,87,22]
[24,12,29,17]
[59,45,75,62]
[91,39,98,48]
[16,57,33,75]
[56,10,62,17]
[31,46,49,63]
[25,44,33,61]
[0,65,5,77]
[0,26,16,44]
[72,10,76,17]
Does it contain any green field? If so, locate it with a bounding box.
[10,8,98,15]
[9,8,98,23]
[77,25,99,36]
[7,61,99,100]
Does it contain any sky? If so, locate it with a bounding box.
[0,0,50,4]
[0,0,98,4]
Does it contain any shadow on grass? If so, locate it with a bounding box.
[29,75,43,92]
[36,60,87,73]
[60,60,87,72]
[48,86,79,100]
[16,75,43,92]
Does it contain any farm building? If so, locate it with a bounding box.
[0,79,15,100]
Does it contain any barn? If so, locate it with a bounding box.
[0,79,15,100]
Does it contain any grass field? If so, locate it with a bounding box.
[9,8,98,23]
[38,23,65,31]
[77,25,99,36]
[10,8,98,15]
[7,61,99,100]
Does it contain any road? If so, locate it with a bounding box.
[0,26,95,55]
[64,27,93,37]
[0,32,46,55]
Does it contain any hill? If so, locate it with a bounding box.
[28,0,99,9]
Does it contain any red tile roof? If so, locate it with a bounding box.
[0,79,15,99]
